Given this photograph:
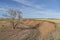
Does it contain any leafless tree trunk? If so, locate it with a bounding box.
[2,8,22,29]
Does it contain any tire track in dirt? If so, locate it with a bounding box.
[5,29,40,40]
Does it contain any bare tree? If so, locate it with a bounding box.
[3,8,22,29]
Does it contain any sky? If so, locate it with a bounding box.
[0,0,60,18]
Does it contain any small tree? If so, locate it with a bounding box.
[3,8,22,29]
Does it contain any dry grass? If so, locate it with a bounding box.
[0,18,60,40]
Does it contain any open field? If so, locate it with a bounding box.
[0,18,60,40]
[34,18,60,23]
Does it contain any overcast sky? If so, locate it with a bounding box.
[0,0,60,18]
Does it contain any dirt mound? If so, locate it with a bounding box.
[20,19,56,40]
[0,19,56,40]
[38,21,56,40]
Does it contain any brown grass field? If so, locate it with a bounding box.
[0,18,60,40]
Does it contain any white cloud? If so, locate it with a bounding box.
[31,9,60,16]
[0,8,6,11]
[0,5,10,11]
[21,7,60,18]
[12,0,60,18]
[13,0,58,15]
[13,0,44,9]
